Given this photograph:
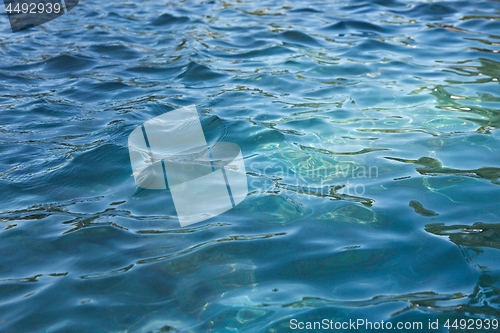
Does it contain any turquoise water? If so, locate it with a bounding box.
[1,0,500,332]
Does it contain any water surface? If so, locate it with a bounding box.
[0,0,500,332]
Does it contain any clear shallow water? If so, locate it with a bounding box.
[0,0,500,332]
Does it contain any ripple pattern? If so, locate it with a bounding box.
[0,0,500,332]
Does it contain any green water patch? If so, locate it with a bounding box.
[431,83,500,131]
[409,200,438,217]
[426,222,500,251]
[385,156,500,185]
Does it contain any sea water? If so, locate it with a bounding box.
[0,0,499,332]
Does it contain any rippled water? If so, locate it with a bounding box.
[1,0,500,332]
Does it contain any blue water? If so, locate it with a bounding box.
[1,0,500,332]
